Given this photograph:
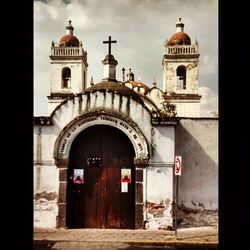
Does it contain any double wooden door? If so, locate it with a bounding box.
[67,125,135,229]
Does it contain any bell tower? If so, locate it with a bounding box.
[162,18,201,117]
[48,20,88,114]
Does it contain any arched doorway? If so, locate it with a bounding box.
[66,125,135,229]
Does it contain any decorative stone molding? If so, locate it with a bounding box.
[54,109,149,161]
[160,101,177,118]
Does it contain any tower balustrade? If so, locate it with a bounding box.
[164,45,199,55]
[51,47,84,56]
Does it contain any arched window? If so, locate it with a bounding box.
[176,65,186,90]
[62,67,71,88]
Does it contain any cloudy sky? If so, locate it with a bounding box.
[34,0,218,116]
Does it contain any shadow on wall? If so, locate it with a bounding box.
[175,120,218,228]
[150,126,175,163]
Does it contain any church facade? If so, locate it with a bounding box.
[34,19,218,229]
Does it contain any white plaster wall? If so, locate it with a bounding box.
[34,126,57,162]
[174,102,200,118]
[33,164,59,228]
[34,165,59,193]
[50,61,85,93]
[147,167,173,202]
[175,118,218,210]
[146,86,200,117]
[103,65,116,79]
[33,129,38,160]
[51,91,154,153]
[146,87,164,110]
[34,126,59,228]
[150,126,175,163]
[48,100,61,116]
[146,166,173,229]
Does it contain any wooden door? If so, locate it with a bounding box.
[66,125,135,229]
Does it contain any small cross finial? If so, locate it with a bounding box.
[138,74,141,82]
[69,20,72,26]
[103,36,117,56]
[90,76,94,86]
[153,78,157,86]
[122,67,125,82]
[179,17,181,22]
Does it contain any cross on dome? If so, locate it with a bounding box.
[103,36,117,56]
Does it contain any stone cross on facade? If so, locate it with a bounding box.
[103,36,117,56]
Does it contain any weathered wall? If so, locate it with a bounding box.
[50,61,86,94]
[146,87,163,110]
[34,100,217,229]
[173,101,200,118]
[34,162,59,228]
[51,91,153,142]
[34,126,59,228]
[146,85,200,118]
[34,91,176,228]
[50,91,176,165]
[162,55,199,94]
[34,126,57,163]
[145,125,175,229]
[175,118,218,227]
[150,126,175,163]
[145,166,173,229]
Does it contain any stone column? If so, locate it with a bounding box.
[134,158,148,229]
[55,158,69,228]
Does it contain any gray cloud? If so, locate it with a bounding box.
[199,87,218,117]
[34,0,218,116]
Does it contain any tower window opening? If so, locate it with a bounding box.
[176,66,186,90]
[83,70,86,90]
[62,67,71,88]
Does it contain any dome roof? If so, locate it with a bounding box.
[59,34,79,47]
[167,32,191,45]
[86,81,144,104]
[166,18,192,46]
[129,81,150,94]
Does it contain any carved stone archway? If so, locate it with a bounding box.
[54,110,149,228]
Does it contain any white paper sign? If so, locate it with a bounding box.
[121,182,128,192]
[121,169,131,183]
[73,169,84,184]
